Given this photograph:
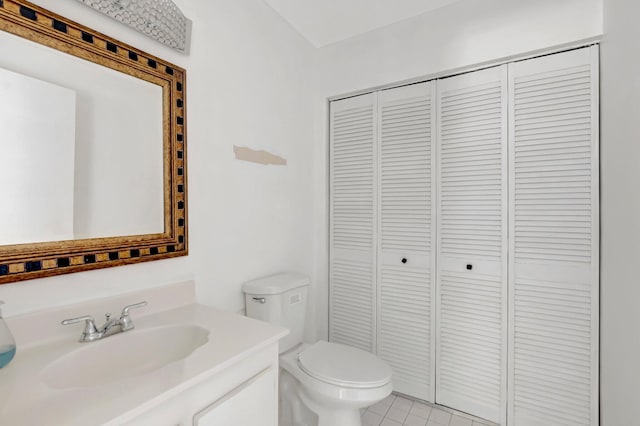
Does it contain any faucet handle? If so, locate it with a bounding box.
[61,315,101,342]
[121,301,148,316]
[119,301,148,331]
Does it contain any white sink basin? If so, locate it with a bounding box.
[42,325,209,389]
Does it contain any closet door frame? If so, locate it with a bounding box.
[589,46,600,426]
[328,43,599,426]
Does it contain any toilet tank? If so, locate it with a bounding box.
[242,272,309,353]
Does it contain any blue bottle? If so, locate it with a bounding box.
[0,302,16,368]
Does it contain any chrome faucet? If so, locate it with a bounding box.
[62,301,148,342]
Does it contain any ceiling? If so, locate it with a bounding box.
[264,0,463,47]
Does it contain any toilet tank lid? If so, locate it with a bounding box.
[242,272,310,295]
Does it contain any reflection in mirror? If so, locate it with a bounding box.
[0,68,77,245]
[0,0,187,284]
[0,28,164,245]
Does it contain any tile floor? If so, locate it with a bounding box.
[362,394,494,426]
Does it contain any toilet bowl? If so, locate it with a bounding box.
[242,272,393,426]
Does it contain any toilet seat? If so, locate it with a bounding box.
[297,341,392,388]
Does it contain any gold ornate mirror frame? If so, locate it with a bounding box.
[0,0,187,284]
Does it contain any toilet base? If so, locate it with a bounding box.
[299,390,362,426]
[316,408,361,426]
[279,369,317,426]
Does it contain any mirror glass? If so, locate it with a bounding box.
[0,29,164,246]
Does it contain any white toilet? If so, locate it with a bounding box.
[243,272,393,426]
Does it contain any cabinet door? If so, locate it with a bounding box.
[193,367,276,426]
[435,65,508,424]
[508,46,599,426]
[377,82,436,401]
[329,93,377,352]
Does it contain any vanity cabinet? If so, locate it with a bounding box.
[193,367,276,426]
[121,345,279,426]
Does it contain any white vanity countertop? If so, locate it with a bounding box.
[0,299,288,425]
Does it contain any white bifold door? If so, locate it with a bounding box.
[435,65,508,425]
[329,93,377,353]
[329,82,437,400]
[508,47,599,426]
[329,46,599,426]
[377,82,436,401]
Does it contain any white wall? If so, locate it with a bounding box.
[310,0,603,339]
[0,0,316,339]
[313,0,602,97]
[600,0,640,424]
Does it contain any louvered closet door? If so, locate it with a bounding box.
[508,46,599,426]
[377,82,436,401]
[329,93,377,352]
[436,65,508,424]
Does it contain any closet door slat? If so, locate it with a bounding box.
[377,82,436,401]
[330,93,377,353]
[508,45,599,426]
[436,66,508,425]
